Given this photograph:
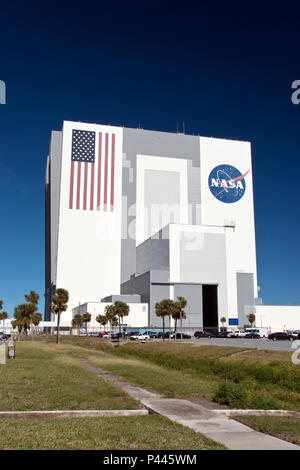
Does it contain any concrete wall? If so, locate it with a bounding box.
[236,273,255,327]
[72,302,148,329]
[255,305,300,332]
[200,137,258,320]
[169,224,228,324]
[54,121,124,321]
[136,227,170,275]
[121,128,200,283]
[174,283,203,328]
[101,294,141,303]
[45,131,63,320]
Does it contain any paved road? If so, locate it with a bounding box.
[159,337,297,352]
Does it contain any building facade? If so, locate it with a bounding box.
[45,120,258,328]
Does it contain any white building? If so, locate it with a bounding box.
[72,298,148,330]
[44,120,298,331]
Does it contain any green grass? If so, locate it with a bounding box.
[0,342,138,411]
[0,415,225,450]
[38,340,221,401]
[41,337,300,411]
[234,415,300,446]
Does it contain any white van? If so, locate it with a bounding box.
[246,327,269,338]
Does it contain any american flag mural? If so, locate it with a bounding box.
[69,129,115,211]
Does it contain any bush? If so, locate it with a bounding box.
[213,382,248,408]
[213,382,283,409]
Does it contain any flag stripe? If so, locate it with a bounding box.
[76,162,81,210]
[83,162,88,210]
[90,162,95,211]
[69,129,116,212]
[104,133,109,211]
[97,132,102,211]
[110,133,115,210]
[69,161,75,209]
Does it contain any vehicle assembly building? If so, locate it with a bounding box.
[45,120,297,331]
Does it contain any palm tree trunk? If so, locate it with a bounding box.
[56,313,61,344]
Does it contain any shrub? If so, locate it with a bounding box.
[213,382,248,408]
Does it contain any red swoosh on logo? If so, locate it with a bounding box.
[212,169,250,199]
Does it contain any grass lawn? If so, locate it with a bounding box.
[38,340,221,402]
[0,342,138,411]
[41,337,300,411]
[0,415,225,450]
[234,415,300,446]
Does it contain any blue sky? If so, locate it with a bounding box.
[0,1,299,316]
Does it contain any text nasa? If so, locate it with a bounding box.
[210,178,244,189]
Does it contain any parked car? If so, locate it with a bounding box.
[111,332,124,339]
[143,331,157,338]
[0,333,10,340]
[244,332,260,339]
[268,332,293,341]
[232,330,247,338]
[102,333,111,339]
[98,332,109,338]
[157,331,171,339]
[130,333,150,341]
[194,331,214,339]
[88,332,99,337]
[218,331,234,338]
[289,331,300,340]
[170,332,191,339]
[127,331,139,336]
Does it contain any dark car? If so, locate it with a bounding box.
[111,332,124,339]
[218,331,232,338]
[157,331,171,339]
[268,332,293,341]
[143,331,158,338]
[173,333,191,339]
[194,331,214,339]
[244,333,260,339]
[0,333,10,340]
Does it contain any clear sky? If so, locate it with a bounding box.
[0,1,299,317]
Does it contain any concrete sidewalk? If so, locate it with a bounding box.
[141,398,299,450]
[79,359,300,450]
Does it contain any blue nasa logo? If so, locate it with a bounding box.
[208,165,249,203]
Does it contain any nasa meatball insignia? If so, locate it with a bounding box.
[208,164,249,203]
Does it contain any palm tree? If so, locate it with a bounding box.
[31,313,42,341]
[220,316,226,330]
[82,312,91,336]
[155,299,174,340]
[104,304,117,333]
[50,288,69,344]
[172,296,187,337]
[247,313,256,327]
[24,291,40,341]
[114,301,129,334]
[0,300,8,335]
[72,314,84,334]
[0,311,8,334]
[13,304,32,339]
[96,314,108,332]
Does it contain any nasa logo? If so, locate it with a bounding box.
[208,164,249,203]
